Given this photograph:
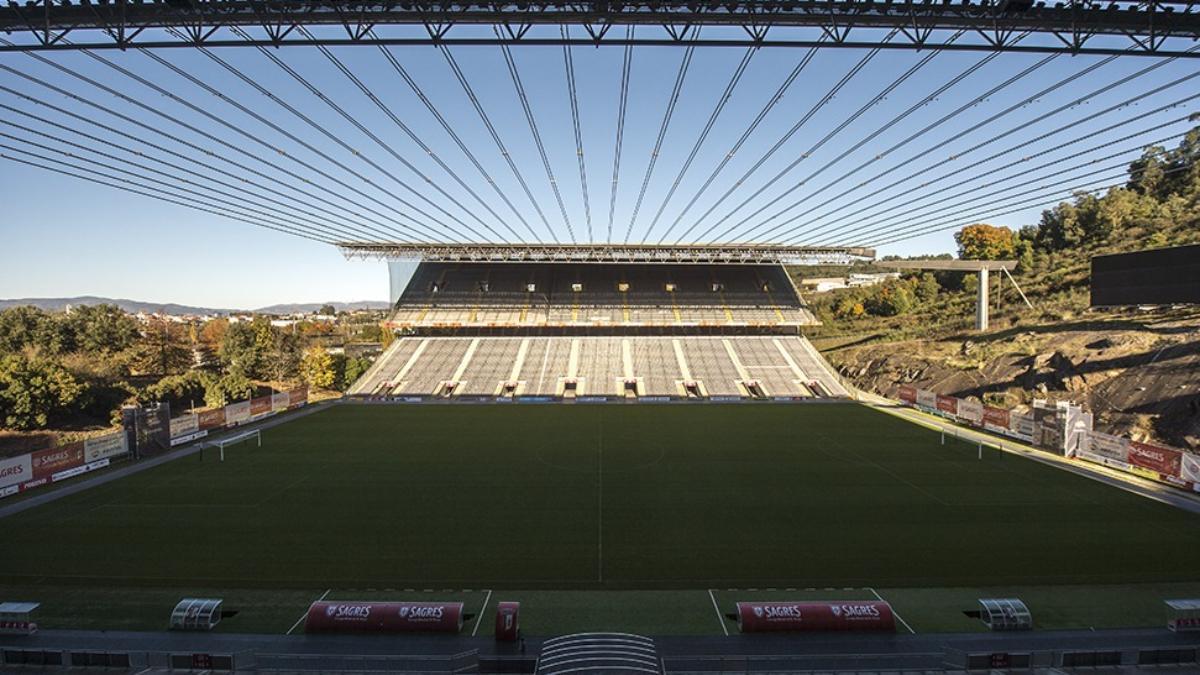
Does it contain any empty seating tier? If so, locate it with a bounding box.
[388,262,816,328]
[351,260,849,400]
[359,336,846,400]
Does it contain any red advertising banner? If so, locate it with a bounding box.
[250,396,273,417]
[197,408,226,430]
[30,443,84,481]
[736,601,895,633]
[287,386,308,409]
[1128,441,1183,477]
[304,602,463,633]
[983,406,1010,429]
[936,395,959,416]
[897,385,917,404]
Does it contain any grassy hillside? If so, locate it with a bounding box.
[803,129,1200,448]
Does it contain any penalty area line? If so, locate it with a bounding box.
[286,588,330,635]
[472,589,493,637]
[708,589,729,636]
[867,587,914,634]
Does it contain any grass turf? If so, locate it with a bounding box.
[2,402,1199,634]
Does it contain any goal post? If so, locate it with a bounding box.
[204,429,261,462]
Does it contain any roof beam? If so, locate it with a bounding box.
[338,242,876,266]
[1,1,1197,56]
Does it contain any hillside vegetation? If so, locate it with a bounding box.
[0,306,387,455]
[804,126,1200,449]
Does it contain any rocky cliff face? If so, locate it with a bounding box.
[821,315,1200,450]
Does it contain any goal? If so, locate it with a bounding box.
[203,429,261,462]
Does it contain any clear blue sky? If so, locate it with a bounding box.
[2,26,1196,308]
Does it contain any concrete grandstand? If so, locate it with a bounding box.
[347,244,852,400]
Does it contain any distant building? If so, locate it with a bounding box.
[847,272,901,287]
[799,272,900,294]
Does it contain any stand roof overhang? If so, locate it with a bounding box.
[338,242,875,265]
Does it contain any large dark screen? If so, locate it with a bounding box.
[1090,244,1200,307]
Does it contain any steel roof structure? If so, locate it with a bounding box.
[338,242,875,265]
[1,0,1198,57]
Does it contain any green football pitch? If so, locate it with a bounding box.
[2,402,1199,635]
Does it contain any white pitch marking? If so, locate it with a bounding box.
[867,587,915,634]
[286,588,330,635]
[472,589,493,636]
[597,412,604,583]
[708,589,729,636]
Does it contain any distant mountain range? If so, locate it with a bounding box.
[0,296,391,316]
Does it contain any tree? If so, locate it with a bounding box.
[864,281,915,317]
[833,297,865,319]
[204,368,254,408]
[199,318,228,350]
[142,370,213,410]
[131,317,194,376]
[300,346,336,390]
[219,321,266,379]
[955,223,1017,260]
[318,304,337,316]
[0,353,84,429]
[0,306,48,354]
[1128,145,1169,197]
[66,304,139,354]
[265,330,301,383]
[342,355,371,390]
[914,273,940,304]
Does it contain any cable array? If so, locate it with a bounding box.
[3,32,1194,252]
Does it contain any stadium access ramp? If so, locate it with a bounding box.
[536,632,661,675]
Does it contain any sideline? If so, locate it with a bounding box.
[866,587,915,634]
[855,389,1200,517]
[0,401,338,520]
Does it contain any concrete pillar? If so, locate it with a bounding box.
[976,267,990,331]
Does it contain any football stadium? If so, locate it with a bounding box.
[3,0,1200,671]
[4,243,1200,671]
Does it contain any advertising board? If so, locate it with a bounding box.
[956,399,983,426]
[84,432,128,462]
[1085,431,1130,463]
[198,408,226,430]
[915,389,937,410]
[735,601,895,632]
[1009,412,1035,442]
[983,406,1010,433]
[303,601,464,633]
[0,454,33,490]
[169,414,199,439]
[1128,441,1183,477]
[225,401,251,425]
[897,385,917,404]
[31,444,84,481]
[936,395,958,416]
[286,387,308,409]
[1182,453,1200,484]
[250,396,273,418]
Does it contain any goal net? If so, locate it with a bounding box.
[201,429,261,462]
